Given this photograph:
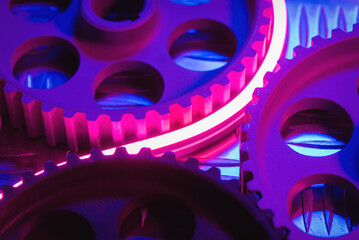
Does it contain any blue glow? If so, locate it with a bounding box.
[97,93,155,109]
[174,50,229,71]
[293,212,351,238]
[171,0,210,6]
[11,4,62,22]
[16,71,69,89]
[286,133,345,157]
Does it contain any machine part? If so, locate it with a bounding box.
[0,0,276,153]
[241,24,359,239]
[0,148,287,239]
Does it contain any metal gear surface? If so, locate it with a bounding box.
[241,24,359,239]
[0,0,273,152]
[0,148,287,239]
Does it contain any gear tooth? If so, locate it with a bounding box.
[1,184,14,198]
[293,45,306,57]
[183,158,199,170]
[162,151,177,163]
[312,35,325,46]
[21,97,44,138]
[90,148,104,161]
[331,28,345,37]
[113,147,129,157]
[64,112,90,152]
[245,191,261,203]
[261,209,275,220]
[4,85,25,128]
[145,110,162,137]
[169,104,185,130]
[203,167,221,180]
[277,58,289,69]
[66,152,80,164]
[44,161,57,173]
[42,105,66,147]
[244,103,256,116]
[121,114,139,142]
[138,148,153,157]
[21,170,35,184]
[225,179,240,192]
[253,87,265,100]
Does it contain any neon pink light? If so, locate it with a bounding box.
[34,170,45,176]
[0,192,3,200]
[13,180,23,188]
[80,0,287,158]
[57,162,67,167]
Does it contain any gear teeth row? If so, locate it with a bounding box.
[0,2,274,152]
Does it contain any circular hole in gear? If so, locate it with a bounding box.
[94,61,164,109]
[170,0,211,6]
[91,0,145,22]
[280,98,353,157]
[12,37,80,89]
[118,195,196,240]
[21,210,95,240]
[168,19,237,71]
[10,0,71,22]
[288,174,359,238]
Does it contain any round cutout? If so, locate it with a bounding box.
[168,19,237,71]
[10,0,71,22]
[91,0,145,22]
[12,37,80,89]
[94,61,164,109]
[280,98,353,157]
[288,175,359,238]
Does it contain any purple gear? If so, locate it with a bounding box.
[0,147,286,239]
[241,24,359,239]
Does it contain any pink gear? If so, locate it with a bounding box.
[241,24,359,239]
[0,0,273,152]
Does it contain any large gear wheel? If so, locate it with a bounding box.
[0,0,274,152]
[241,24,359,239]
[0,147,287,239]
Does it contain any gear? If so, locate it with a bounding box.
[0,147,286,239]
[0,0,273,152]
[241,24,359,239]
